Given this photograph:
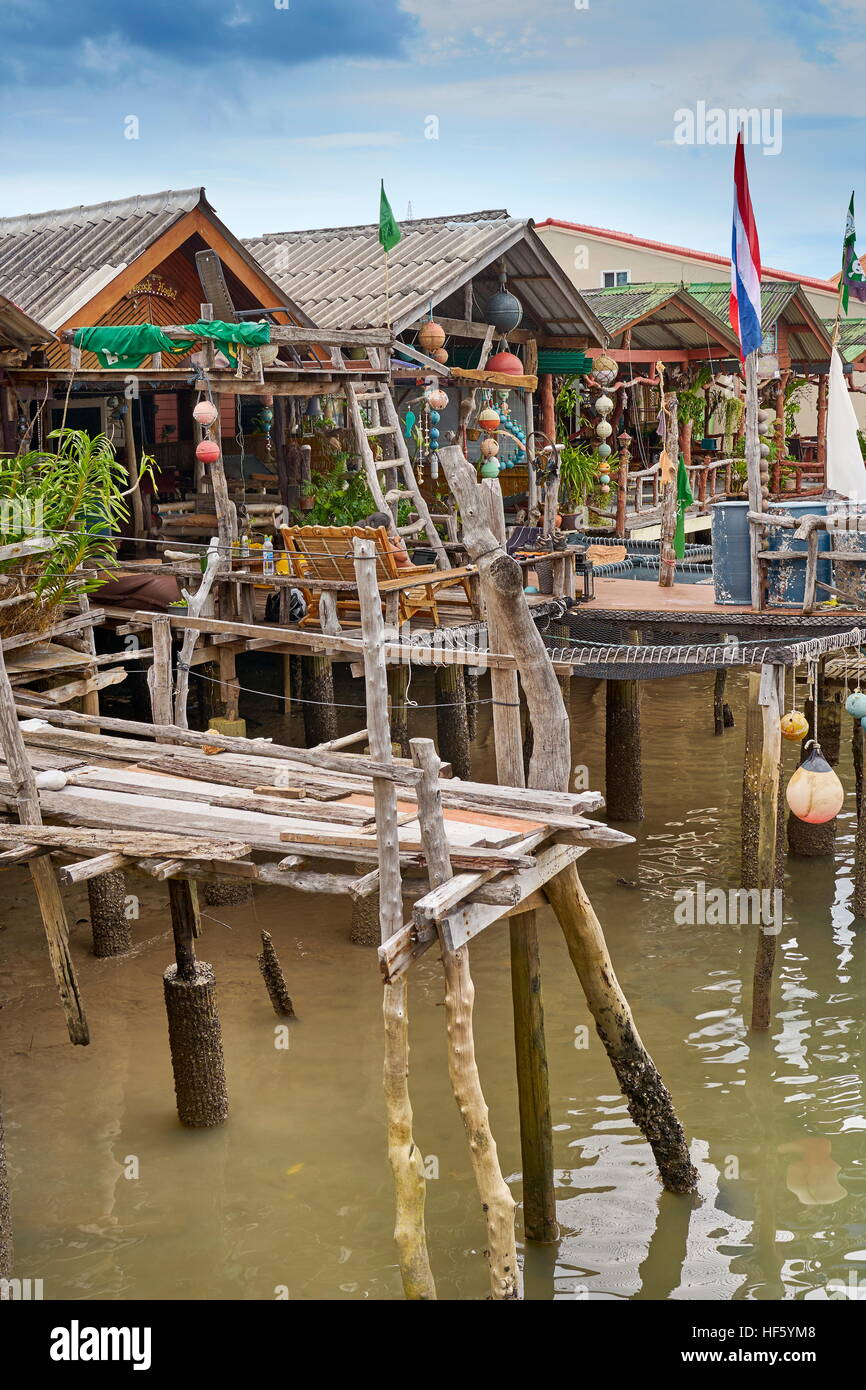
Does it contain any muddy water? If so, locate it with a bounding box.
[2,666,866,1301]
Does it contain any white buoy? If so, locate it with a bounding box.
[35,769,67,791]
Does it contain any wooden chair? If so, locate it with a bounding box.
[280,524,476,629]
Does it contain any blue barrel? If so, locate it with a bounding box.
[766,499,831,607]
[711,501,751,604]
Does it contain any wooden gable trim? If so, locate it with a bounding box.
[58,206,302,335]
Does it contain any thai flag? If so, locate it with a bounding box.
[729,131,763,359]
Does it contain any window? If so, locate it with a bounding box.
[602,270,630,287]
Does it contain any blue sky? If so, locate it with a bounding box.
[1,0,864,279]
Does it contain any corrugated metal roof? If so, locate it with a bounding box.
[0,188,205,331]
[245,210,605,341]
[826,317,866,363]
[0,293,54,350]
[689,280,832,362]
[581,283,741,354]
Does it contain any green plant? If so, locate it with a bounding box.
[558,442,602,510]
[784,376,807,435]
[554,376,584,443]
[0,427,154,635]
[722,396,745,453]
[676,366,713,437]
[298,460,375,526]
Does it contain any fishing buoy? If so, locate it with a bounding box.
[524,584,539,594]
[780,710,809,742]
[196,439,221,464]
[785,743,844,824]
[845,690,866,720]
[192,400,219,427]
[35,769,67,791]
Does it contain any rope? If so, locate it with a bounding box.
[175,660,519,710]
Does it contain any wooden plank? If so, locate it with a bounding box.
[0,825,251,859]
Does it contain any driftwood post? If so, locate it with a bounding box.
[258,930,296,1018]
[410,737,519,1298]
[0,643,89,1045]
[439,444,698,1193]
[482,473,558,1245]
[605,630,643,822]
[173,541,221,730]
[751,664,784,1031]
[352,536,436,1301]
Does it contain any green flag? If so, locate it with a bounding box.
[674,453,693,560]
[378,181,401,253]
[841,192,866,315]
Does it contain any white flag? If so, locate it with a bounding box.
[826,345,866,500]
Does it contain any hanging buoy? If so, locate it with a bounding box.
[196,439,221,464]
[417,320,446,353]
[193,400,219,427]
[845,690,866,720]
[786,743,844,823]
[478,406,500,433]
[780,710,809,742]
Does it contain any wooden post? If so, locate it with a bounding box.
[257,930,296,1018]
[0,640,89,1045]
[162,878,229,1127]
[616,432,631,538]
[88,870,132,958]
[148,614,174,726]
[438,444,698,1194]
[124,405,145,557]
[0,1100,12,1277]
[484,491,558,1245]
[751,664,784,1031]
[173,542,221,730]
[817,372,828,470]
[855,721,866,917]
[434,662,470,780]
[658,392,678,588]
[410,737,520,1297]
[352,536,436,1302]
[388,663,410,758]
[301,654,337,747]
[605,632,643,823]
[539,373,556,446]
[713,668,731,736]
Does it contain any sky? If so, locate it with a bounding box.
[1,0,865,279]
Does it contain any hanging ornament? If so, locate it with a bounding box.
[403,408,416,441]
[193,400,219,427]
[597,442,612,459]
[480,437,500,458]
[846,690,866,719]
[484,278,523,334]
[780,710,809,742]
[196,439,221,464]
[418,320,446,353]
[596,420,613,440]
[786,743,845,824]
[479,455,501,478]
[431,348,449,364]
[595,394,614,416]
[425,387,449,411]
[593,354,619,387]
[599,472,611,485]
[486,351,524,375]
[478,406,501,433]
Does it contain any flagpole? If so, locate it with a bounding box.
[744,349,763,610]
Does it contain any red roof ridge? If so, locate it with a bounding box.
[535,218,837,294]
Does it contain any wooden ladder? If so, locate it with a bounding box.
[344,379,450,570]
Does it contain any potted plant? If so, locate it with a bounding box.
[558,442,601,528]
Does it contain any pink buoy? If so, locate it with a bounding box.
[785,744,844,824]
[193,400,219,427]
[196,439,221,465]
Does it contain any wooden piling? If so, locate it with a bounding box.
[854,722,866,918]
[257,930,296,1018]
[203,879,253,907]
[163,879,228,1128]
[388,664,410,758]
[713,668,733,735]
[87,870,132,958]
[411,737,520,1297]
[434,662,471,780]
[301,653,338,747]
[464,668,479,743]
[353,537,436,1301]
[439,443,698,1195]
[0,1100,12,1277]
[605,677,643,822]
[750,664,784,1032]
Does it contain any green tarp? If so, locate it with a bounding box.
[73,320,271,370]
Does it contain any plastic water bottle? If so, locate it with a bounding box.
[239,531,250,559]
[262,536,275,576]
